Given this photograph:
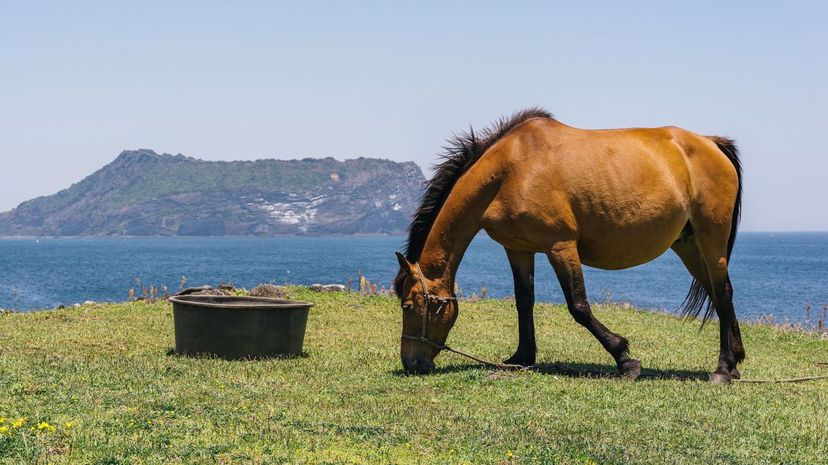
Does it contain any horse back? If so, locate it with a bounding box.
[480,120,736,268]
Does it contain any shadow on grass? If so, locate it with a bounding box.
[164,347,311,361]
[529,361,709,381]
[393,360,708,381]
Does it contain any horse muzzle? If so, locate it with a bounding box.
[402,357,435,375]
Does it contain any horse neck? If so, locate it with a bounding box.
[418,180,495,295]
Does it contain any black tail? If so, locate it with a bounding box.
[679,136,742,324]
[709,136,742,261]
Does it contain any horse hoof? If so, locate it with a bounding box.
[730,368,741,379]
[503,353,535,367]
[709,372,732,385]
[618,359,641,380]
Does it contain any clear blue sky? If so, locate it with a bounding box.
[1,2,826,230]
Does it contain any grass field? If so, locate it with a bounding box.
[1,289,827,464]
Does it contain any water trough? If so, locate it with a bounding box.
[169,295,312,360]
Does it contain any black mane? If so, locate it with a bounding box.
[394,107,553,298]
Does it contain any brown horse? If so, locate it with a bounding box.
[394,108,744,384]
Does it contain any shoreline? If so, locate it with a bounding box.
[4,290,826,337]
[2,234,825,327]
[0,233,409,240]
[3,231,828,240]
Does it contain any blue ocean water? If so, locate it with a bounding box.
[0,233,826,325]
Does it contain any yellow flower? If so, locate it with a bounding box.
[63,421,76,429]
[37,421,56,432]
[0,425,9,434]
[0,417,5,424]
[506,450,514,458]
[11,417,26,428]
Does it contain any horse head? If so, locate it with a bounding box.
[394,252,458,374]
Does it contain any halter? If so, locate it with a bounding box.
[400,262,457,346]
[400,262,525,371]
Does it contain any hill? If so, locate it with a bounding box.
[0,150,426,236]
[1,291,827,463]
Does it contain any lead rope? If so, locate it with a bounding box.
[411,333,527,371]
[733,364,828,384]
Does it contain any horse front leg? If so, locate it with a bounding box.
[503,249,536,367]
[547,241,641,380]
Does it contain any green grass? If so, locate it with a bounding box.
[1,289,827,464]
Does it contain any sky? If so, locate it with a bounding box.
[0,1,826,231]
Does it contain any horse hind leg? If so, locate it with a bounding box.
[547,241,641,380]
[672,233,745,379]
[674,225,744,384]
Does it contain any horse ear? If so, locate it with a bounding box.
[395,252,413,273]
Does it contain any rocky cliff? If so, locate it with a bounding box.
[0,150,426,236]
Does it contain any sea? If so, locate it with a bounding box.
[1,232,826,326]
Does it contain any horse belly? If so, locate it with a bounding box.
[576,199,688,270]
